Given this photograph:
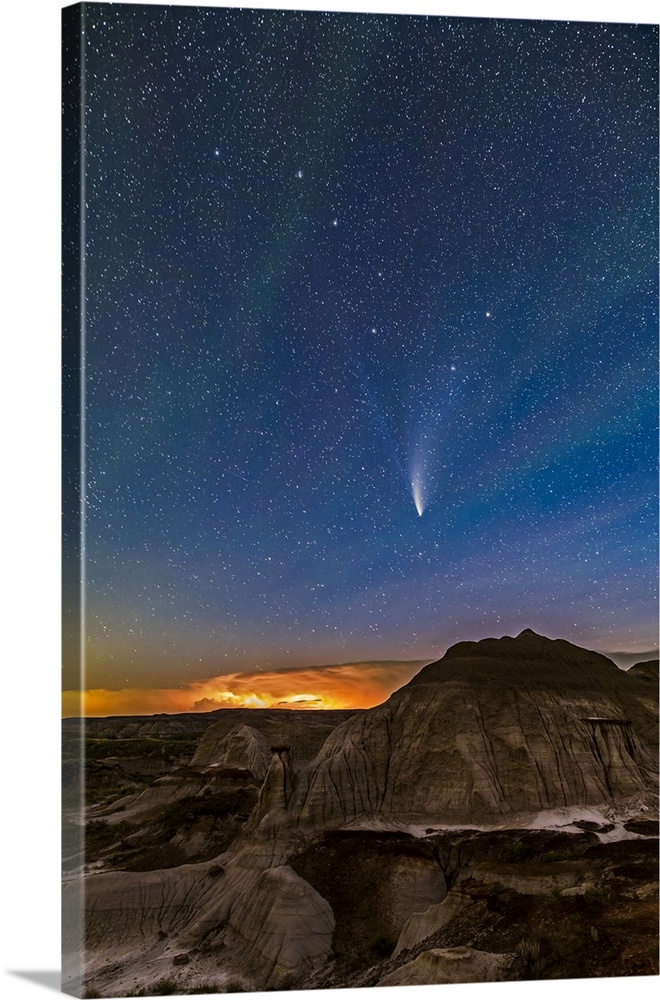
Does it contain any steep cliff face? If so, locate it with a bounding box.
[289,631,657,830]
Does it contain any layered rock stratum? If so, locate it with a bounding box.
[288,630,657,830]
[193,724,271,781]
[65,630,659,996]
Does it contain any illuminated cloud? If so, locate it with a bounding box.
[62,659,431,717]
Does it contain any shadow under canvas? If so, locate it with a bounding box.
[9,971,62,993]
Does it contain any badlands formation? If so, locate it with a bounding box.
[63,630,658,996]
[289,628,657,829]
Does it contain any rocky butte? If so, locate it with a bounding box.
[286,628,657,832]
[63,630,659,996]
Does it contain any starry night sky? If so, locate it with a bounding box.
[63,3,658,711]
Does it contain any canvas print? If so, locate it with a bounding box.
[62,2,659,997]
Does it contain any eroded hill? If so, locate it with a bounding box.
[63,632,658,997]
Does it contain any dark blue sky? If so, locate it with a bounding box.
[64,3,658,695]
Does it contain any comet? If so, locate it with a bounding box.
[411,466,425,516]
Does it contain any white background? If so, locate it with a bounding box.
[0,1,657,999]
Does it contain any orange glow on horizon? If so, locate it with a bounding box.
[62,659,429,717]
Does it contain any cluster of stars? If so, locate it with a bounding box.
[62,4,658,698]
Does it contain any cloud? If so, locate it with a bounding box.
[188,661,429,712]
[191,697,226,712]
[275,696,323,706]
[62,659,431,717]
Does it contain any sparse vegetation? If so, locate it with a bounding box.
[85,820,134,859]
[80,781,259,872]
[127,979,179,997]
[508,839,534,861]
[126,983,239,996]
[157,789,256,839]
[539,848,573,863]
[518,936,541,977]
[84,737,197,761]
